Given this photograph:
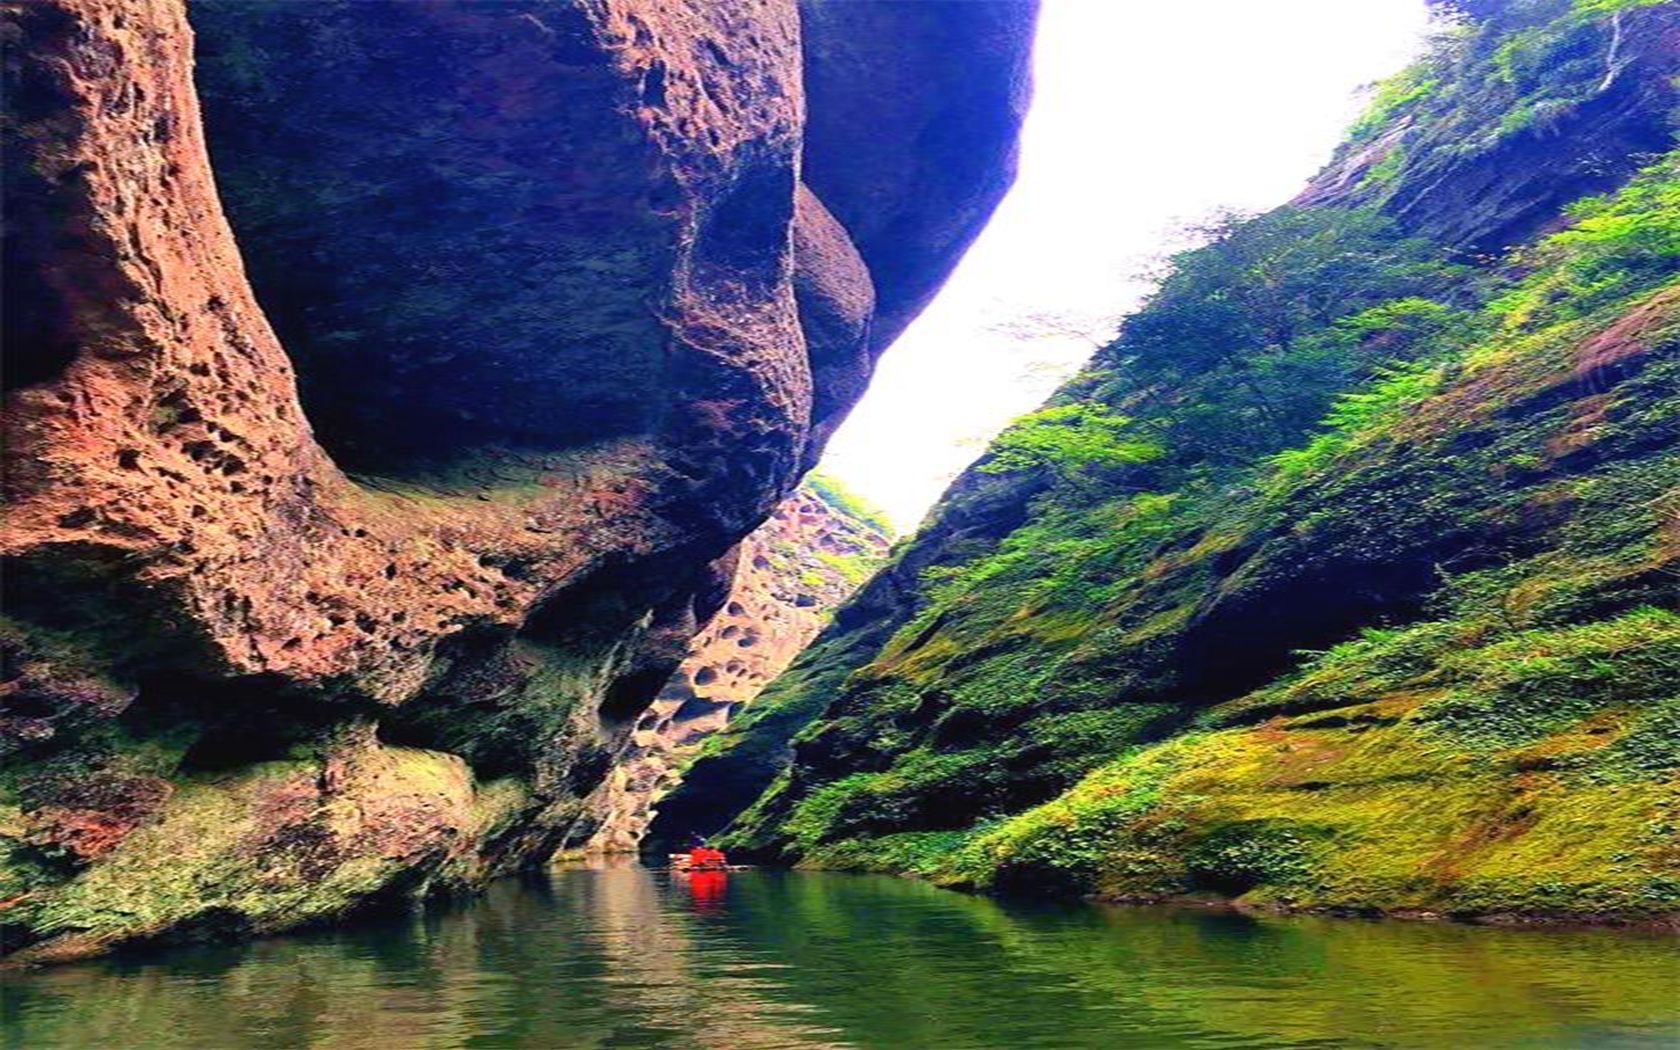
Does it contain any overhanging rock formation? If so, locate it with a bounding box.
[0,0,1035,963]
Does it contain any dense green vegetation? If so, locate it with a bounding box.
[1327,0,1675,249]
[684,0,1679,922]
[805,470,896,538]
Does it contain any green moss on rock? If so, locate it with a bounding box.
[694,90,1678,922]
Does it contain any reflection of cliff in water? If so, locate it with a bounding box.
[5,868,850,1050]
[545,862,848,1047]
[6,869,1677,1048]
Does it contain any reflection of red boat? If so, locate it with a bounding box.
[686,868,727,909]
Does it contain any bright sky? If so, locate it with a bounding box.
[819,0,1433,532]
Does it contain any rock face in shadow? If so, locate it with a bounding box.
[583,484,889,854]
[0,0,1034,963]
[798,0,1036,351]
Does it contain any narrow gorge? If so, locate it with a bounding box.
[2,1,1677,1039]
[584,481,888,854]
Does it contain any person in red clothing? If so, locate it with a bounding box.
[688,843,727,871]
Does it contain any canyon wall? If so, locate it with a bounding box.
[0,0,1034,962]
[675,0,1680,924]
[584,482,888,854]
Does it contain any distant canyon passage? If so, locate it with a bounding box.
[584,484,888,854]
[0,0,1034,963]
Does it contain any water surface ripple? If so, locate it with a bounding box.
[5,866,1677,1048]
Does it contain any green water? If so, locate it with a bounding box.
[4,866,1677,1049]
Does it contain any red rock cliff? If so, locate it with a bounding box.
[0,0,1034,962]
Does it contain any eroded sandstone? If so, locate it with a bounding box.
[0,0,1034,961]
[582,482,888,854]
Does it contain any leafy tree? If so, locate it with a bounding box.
[1492,153,1680,326]
[1092,207,1463,461]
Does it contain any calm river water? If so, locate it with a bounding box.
[4,865,1677,1049]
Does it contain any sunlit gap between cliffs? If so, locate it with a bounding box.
[817,0,1432,534]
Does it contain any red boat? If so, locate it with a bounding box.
[670,845,729,872]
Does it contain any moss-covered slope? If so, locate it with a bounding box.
[676,0,1680,922]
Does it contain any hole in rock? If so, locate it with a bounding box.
[641,61,668,108]
[0,692,60,719]
[601,667,671,726]
[674,695,727,722]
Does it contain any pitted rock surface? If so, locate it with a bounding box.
[0,0,1034,962]
[584,484,889,853]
